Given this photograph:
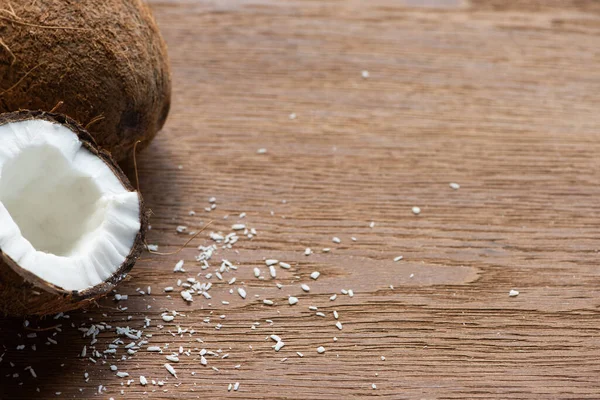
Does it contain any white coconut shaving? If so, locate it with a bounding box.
[0,119,140,291]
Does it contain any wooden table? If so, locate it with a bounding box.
[2,0,600,398]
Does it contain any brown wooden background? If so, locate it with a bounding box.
[3,0,600,398]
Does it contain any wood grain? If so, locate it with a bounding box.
[2,0,600,398]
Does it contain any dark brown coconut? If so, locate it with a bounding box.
[0,0,171,161]
[0,110,148,317]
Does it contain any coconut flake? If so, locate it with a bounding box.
[164,363,177,378]
[173,260,185,272]
[279,262,291,269]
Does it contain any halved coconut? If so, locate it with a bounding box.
[0,111,147,316]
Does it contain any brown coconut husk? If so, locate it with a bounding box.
[0,110,148,317]
[0,0,171,161]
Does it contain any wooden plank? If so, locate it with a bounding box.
[2,0,600,398]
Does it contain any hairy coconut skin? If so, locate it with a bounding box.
[0,0,171,161]
[0,111,148,317]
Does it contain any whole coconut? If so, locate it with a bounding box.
[0,0,171,161]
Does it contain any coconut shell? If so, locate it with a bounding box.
[0,0,171,161]
[0,110,148,317]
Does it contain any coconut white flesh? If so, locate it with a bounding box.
[0,120,140,292]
